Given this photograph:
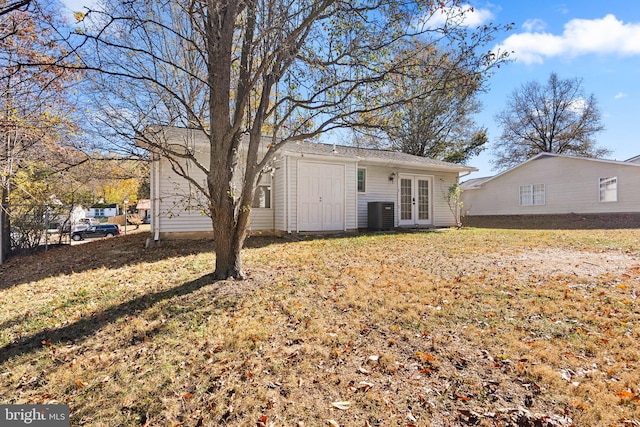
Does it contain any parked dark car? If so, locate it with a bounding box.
[71,224,121,241]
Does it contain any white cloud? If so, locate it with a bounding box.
[421,4,494,29]
[497,14,640,64]
[567,97,586,114]
[614,92,628,99]
[522,19,546,33]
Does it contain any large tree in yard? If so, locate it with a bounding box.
[365,52,490,164]
[0,0,78,261]
[347,26,505,164]
[65,0,509,279]
[492,72,608,170]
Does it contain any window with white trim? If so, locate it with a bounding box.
[599,177,617,202]
[519,184,545,206]
[252,186,271,208]
[357,168,366,193]
[252,174,272,208]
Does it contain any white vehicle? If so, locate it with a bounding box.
[73,217,100,232]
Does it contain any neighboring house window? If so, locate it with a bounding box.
[599,177,618,202]
[519,184,545,206]
[357,168,366,193]
[252,185,271,208]
[94,208,105,217]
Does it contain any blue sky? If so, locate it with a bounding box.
[462,1,640,178]
[59,0,640,178]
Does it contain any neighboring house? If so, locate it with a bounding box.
[135,199,151,223]
[87,203,118,219]
[461,153,640,217]
[146,127,476,239]
[626,154,640,165]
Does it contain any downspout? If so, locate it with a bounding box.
[355,163,358,230]
[154,157,160,241]
[345,163,349,232]
[271,166,276,233]
[286,155,291,234]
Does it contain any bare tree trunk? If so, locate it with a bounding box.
[211,209,248,279]
[1,184,9,262]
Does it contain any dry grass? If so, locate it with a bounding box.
[1,228,639,426]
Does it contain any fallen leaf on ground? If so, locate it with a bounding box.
[331,401,352,410]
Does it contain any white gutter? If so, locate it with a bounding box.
[361,158,477,173]
[458,170,473,179]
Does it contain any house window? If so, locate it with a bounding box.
[357,168,366,193]
[252,185,271,208]
[94,208,105,217]
[519,184,545,206]
[599,177,617,202]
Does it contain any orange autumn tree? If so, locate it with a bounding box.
[0,0,79,259]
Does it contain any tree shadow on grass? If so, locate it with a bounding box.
[0,272,219,364]
[1,229,424,291]
[0,233,282,290]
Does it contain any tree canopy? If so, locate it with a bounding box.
[356,46,491,163]
[492,72,608,171]
[54,0,510,278]
[0,0,81,260]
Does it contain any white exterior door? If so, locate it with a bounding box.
[398,175,432,226]
[298,162,345,231]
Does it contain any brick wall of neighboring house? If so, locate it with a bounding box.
[462,213,640,230]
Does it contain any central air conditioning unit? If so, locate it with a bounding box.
[368,202,394,231]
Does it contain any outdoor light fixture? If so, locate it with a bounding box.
[389,172,396,182]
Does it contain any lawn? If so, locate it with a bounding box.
[1,228,639,426]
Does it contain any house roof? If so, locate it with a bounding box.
[141,126,477,173]
[90,203,118,209]
[461,152,640,190]
[459,176,493,190]
[136,199,151,210]
[625,154,640,163]
[280,141,477,173]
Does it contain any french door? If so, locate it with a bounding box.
[398,175,432,226]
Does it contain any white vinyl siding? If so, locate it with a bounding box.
[355,164,459,228]
[519,184,545,206]
[599,177,617,202]
[248,173,274,231]
[154,151,276,234]
[150,129,468,235]
[155,154,214,234]
[462,156,640,216]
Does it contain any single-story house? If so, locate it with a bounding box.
[147,127,477,239]
[460,153,640,217]
[135,199,151,223]
[87,203,118,219]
